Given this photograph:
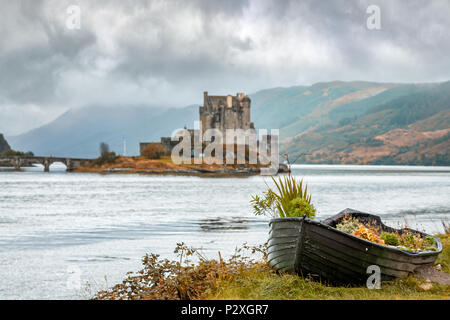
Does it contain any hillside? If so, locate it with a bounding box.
[8,105,198,158]
[0,134,10,154]
[276,81,450,165]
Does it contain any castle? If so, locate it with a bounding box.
[140,92,254,155]
[199,92,254,135]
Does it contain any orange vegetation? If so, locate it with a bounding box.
[75,156,267,175]
[375,128,450,147]
[352,225,385,245]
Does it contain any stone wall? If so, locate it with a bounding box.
[140,132,194,156]
[199,92,254,137]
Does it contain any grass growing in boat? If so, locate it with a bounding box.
[251,174,316,218]
[336,214,439,252]
[381,232,400,246]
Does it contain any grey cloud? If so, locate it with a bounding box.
[0,0,450,135]
[0,0,96,105]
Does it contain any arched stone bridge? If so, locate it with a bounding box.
[0,156,91,172]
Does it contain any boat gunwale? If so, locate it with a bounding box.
[269,209,442,257]
[306,223,437,268]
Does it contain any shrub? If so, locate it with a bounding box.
[90,142,118,166]
[250,174,316,218]
[287,198,316,219]
[94,242,269,300]
[142,143,167,159]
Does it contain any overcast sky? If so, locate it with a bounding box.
[1,0,450,135]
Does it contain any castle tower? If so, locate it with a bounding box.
[199,92,254,136]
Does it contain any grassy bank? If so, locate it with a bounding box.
[95,234,450,300]
[205,269,449,300]
[75,156,266,176]
[75,156,184,173]
[205,235,450,300]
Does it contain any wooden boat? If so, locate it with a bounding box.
[267,208,442,285]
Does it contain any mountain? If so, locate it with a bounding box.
[259,81,450,165]
[0,134,10,153]
[251,81,426,137]
[8,105,198,158]
[6,80,450,165]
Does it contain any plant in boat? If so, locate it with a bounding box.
[251,174,316,219]
[336,216,360,234]
[352,225,385,245]
[381,232,400,246]
[336,215,438,252]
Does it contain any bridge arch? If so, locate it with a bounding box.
[0,156,89,172]
[35,161,68,172]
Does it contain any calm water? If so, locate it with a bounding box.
[0,164,449,299]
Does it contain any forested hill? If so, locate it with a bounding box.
[250,81,450,165]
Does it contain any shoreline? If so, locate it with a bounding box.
[74,156,289,176]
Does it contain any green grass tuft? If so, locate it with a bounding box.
[204,271,449,300]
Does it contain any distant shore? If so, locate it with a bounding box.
[74,156,288,176]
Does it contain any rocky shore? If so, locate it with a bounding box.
[104,166,262,175]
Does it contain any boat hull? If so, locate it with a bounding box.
[268,209,442,285]
[268,218,303,273]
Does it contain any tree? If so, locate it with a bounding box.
[141,143,167,159]
[93,142,117,166]
[100,142,110,158]
[0,149,34,157]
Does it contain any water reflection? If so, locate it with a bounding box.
[198,217,252,231]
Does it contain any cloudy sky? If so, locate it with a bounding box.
[1,0,450,135]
